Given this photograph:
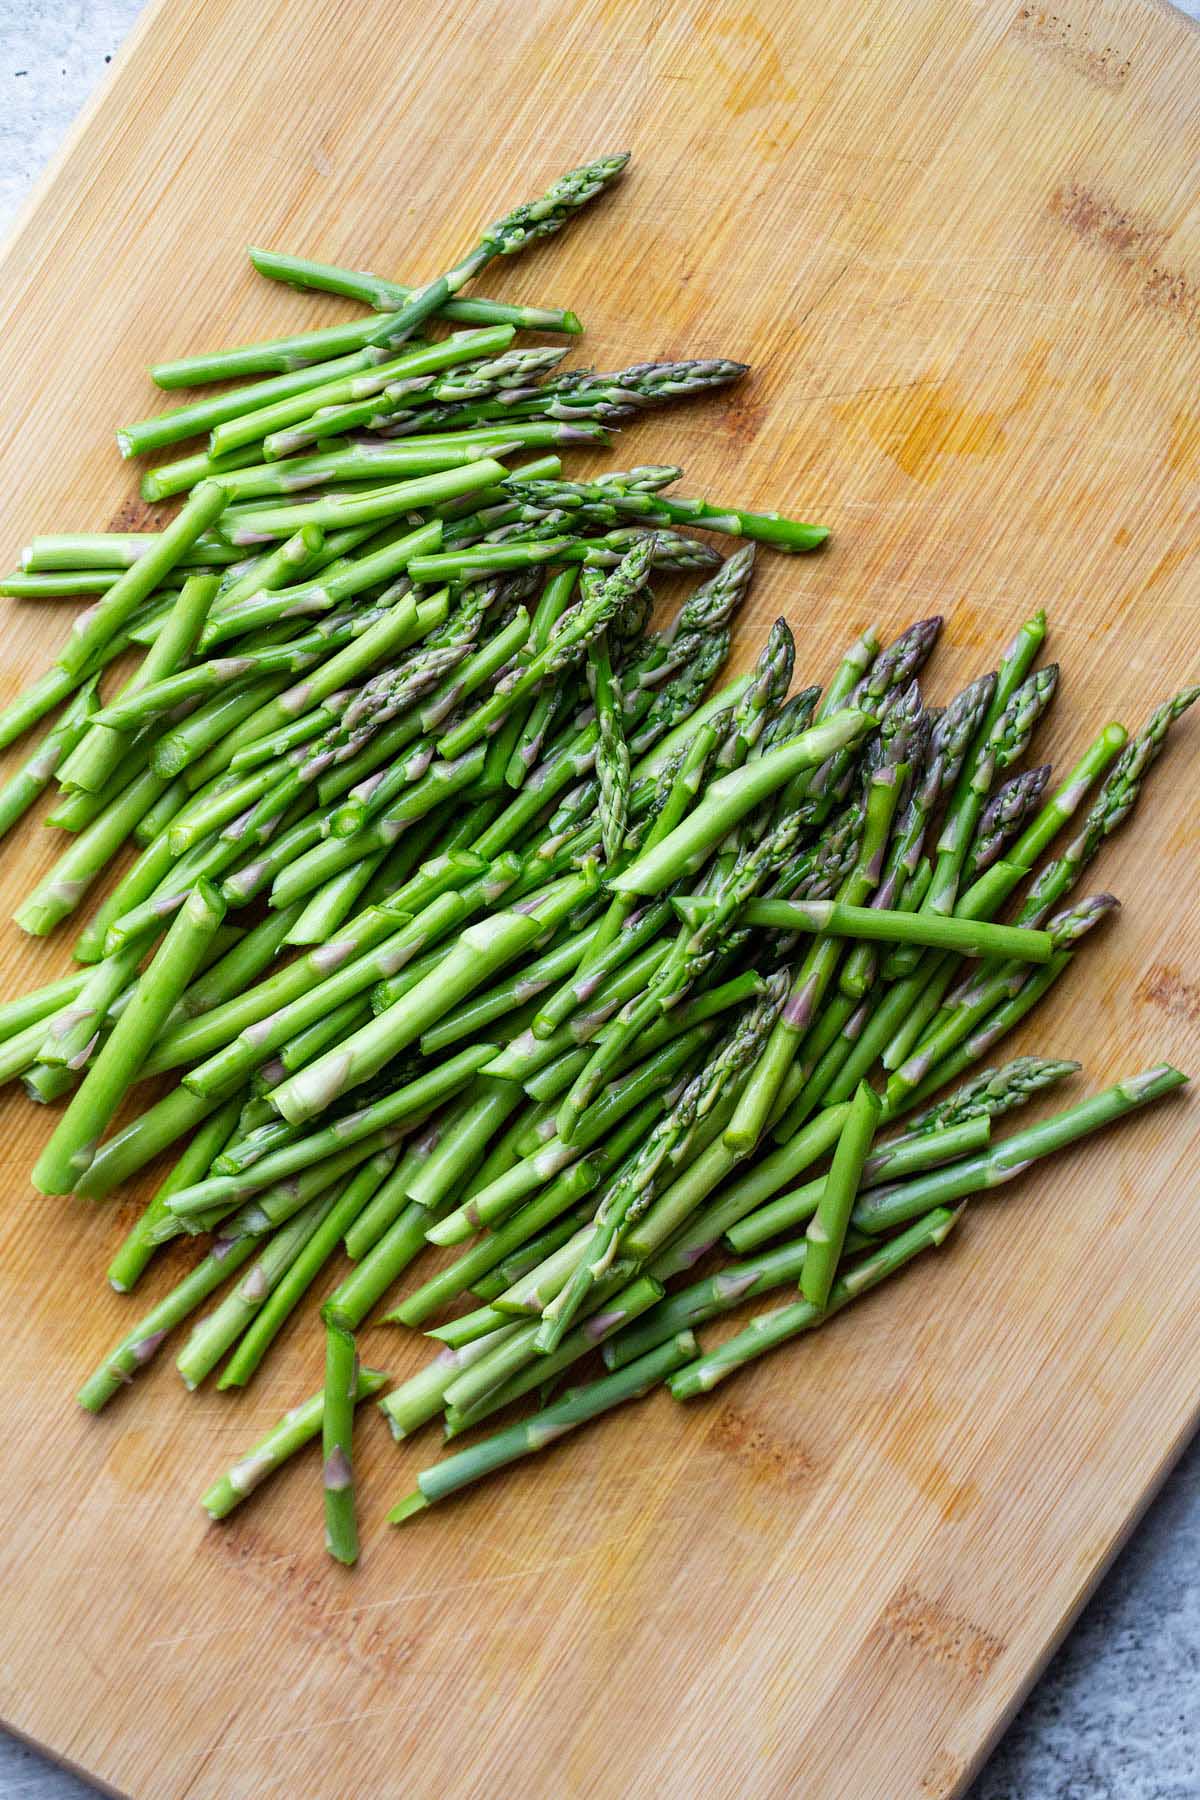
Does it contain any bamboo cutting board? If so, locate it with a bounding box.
[0,0,1197,1794]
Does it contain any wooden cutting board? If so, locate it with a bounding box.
[0,0,1197,1794]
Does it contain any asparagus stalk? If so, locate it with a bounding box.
[502,473,827,552]
[800,1081,882,1309]
[59,575,220,793]
[674,896,1054,961]
[322,1313,360,1564]
[202,1369,389,1520]
[669,1210,960,1398]
[33,880,227,1193]
[0,680,100,841]
[59,482,229,676]
[854,1065,1186,1234]
[408,359,748,431]
[175,1193,338,1387]
[78,1230,258,1411]
[107,1096,244,1292]
[726,1113,991,1253]
[389,1332,697,1522]
[207,326,518,454]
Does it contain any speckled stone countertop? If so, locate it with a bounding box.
[0,3,1196,1796]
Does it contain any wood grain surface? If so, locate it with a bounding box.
[0,1,1197,1795]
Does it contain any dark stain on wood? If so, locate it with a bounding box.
[882,1582,1005,1680]
[709,1402,817,1484]
[1013,8,1132,90]
[1050,181,1199,335]
[1136,962,1200,1023]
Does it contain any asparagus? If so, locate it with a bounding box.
[791,720,1132,1123]
[377,1322,528,1441]
[176,1193,338,1386]
[608,708,877,898]
[603,1233,869,1369]
[900,1055,1081,1136]
[0,680,99,841]
[668,1210,960,1398]
[724,685,927,1154]
[412,359,748,430]
[404,523,719,585]
[587,618,630,863]
[220,459,506,541]
[59,575,220,793]
[1016,687,1200,928]
[726,1114,992,1253]
[0,970,91,1044]
[78,1230,259,1412]
[800,1081,882,1309]
[503,473,827,552]
[856,1064,1187,1237]
[322,1313,360,1564]
[161,290,575,392]
[675,896,1054,962]
[444,1273,667,1432]
[202,1369,389,1520]
[267,876,595,1123]
[892,614,1048,970]
[205,328,515,453]
[445,541,654,758]
[264,345,568,458]
[963,763,1052,880]
[58,483,230,676]
[33,880,227,1193]
[107,1097,244,1292]
[389,1332,697,1522]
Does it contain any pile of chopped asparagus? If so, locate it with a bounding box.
[0,152,1192,1563]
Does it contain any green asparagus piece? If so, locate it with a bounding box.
[503,473,827,552]
[854,1065,1186,1234]
[726,1114,991,1253]
[0,680,99,841]
[389,1331,696,1522]
[107,1096,243,1292]
[60,576,220,793]
[176,1194,338,1387]
[201,1368,389,1519]
[800,1082,881,1308]
[33,880,227,1193]
[675,896,1054,961]
[206,326,516,455]
[78,1230,258,1412]
[587,619,630,863]
[321,1312,360,1564]
[669,1209,960,1398]
[58,482,229,677]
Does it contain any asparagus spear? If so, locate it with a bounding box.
[800,1081,882,1308]
[58,483,229,677]
[405,359,748,430]
[587,619,630,863]
[502,473,827,552]
[322,1312,360,1564]
[107,1096,244,1292]
[668,1210,960,1398]
[1015,687,1200,928]
[33,880,227,1194]
[674,896,1054,961]
[389,1332,697,1523]
[856,1064,1186,1235]
[202,1369,389,1519]
[0,680,100,841]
